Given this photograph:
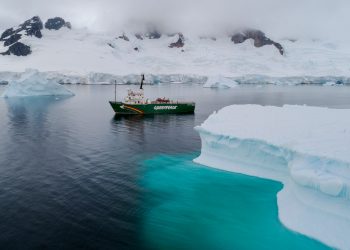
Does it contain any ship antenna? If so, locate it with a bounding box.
[140,74,145,90]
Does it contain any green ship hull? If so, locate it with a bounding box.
[109,101,195,115]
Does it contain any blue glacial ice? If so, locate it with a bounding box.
[203,75,239,88]
[1,69,74,98]
[194,105,350,250]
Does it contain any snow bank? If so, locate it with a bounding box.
[194,105,350,250]
[1,69,74,97]
[204,76,238,88]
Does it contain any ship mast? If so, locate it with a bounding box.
[140,74,145,90]
[114,80,117,102]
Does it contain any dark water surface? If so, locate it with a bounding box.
[0,84,349,249]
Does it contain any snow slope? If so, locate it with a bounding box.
[1,28,350,84]
[195,105,350,250]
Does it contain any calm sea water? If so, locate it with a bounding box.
[1,84,349,249]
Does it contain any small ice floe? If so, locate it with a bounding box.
[203,75,238,88]
[1,69,74,98]
[323,81,336,86]
[323,81,343,86]
[195,105,350,250]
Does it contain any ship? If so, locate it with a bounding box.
[109,74,195,115]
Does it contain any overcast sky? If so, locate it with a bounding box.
[0,0,349,39]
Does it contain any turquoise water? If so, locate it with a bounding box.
[139,153,330,250]
[1,84,346,249]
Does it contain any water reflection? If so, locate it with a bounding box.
[110,113,197,154]
[0,85,350,249]
[5,96,70,134]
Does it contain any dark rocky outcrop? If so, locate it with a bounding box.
[134,28,162,40]
[0,16,43,42]
[3,34,22,46]
[65,22,72,29]
[22,16,43,38]
[231,29,284,55]
[169,33,185,48]
[231,33,246,44]
[146,30,161,39]
[0,28,15,40]
[1,16,71,56]
[135,33,143,40]
[1,16,42,56]
[273,43,284,55]
[117,34,129,41]
[45,17,68,30]
[1,42,31,56]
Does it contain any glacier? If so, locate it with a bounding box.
[1,69,74,97]
[0,71,207,85]
[1,70,350,86]
[194,105,350,250]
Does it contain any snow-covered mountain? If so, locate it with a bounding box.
[1,16,350,85]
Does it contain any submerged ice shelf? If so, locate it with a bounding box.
[194,105,350,250]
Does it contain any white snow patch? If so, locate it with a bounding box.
[1,69,74,98]
[203,75,238,88]
[0,41,7,53]
[194,105,350,250]
[1,29,350,82]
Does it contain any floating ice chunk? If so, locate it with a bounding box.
[204,76,238,88]
[324,81,337,86]
[1,69,74,97]
[195,105,350,249]
[197,105,350,163]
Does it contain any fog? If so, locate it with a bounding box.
[0,0,349,39]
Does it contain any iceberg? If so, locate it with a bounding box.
[1,69,74,97]
[204,76,238,88]
[194,105,350,250]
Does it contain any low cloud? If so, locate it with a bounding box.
[0,0,349,39]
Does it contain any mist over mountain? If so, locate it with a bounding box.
[1,0,350,85]
[0,0,349,40]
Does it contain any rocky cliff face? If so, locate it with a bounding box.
[45,17,71,30]
[1,42,31,56]
[0,16,70,56]
[1,17,285,57]
[169,33,185,48]
[231,29,284,55]
[0,16,44,56]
